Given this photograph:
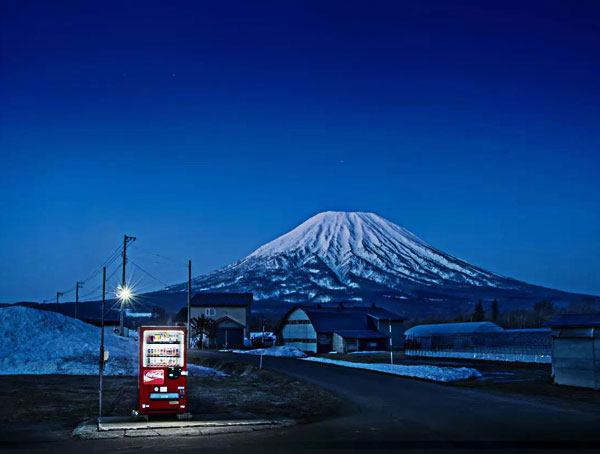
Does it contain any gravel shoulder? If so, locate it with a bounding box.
[0,361,343,445]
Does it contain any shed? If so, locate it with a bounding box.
[332,330,387,353]
[214,316,245,349]
[545,314,600,389]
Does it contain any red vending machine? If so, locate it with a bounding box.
[138,326,188,415]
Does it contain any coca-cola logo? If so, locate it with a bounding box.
[143,369,164,384]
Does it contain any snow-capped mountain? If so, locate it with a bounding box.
[164,211,584,316]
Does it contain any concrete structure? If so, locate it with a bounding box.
[278,304,404,353]
[546,314,600,389]
[190,293,252,348]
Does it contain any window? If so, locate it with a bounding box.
[205,308,216,317]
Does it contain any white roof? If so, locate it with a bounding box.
[405,321,504,337]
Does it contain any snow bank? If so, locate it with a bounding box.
[0,306,221,377]
[405,350,552,364]
[301,357,481,382]
[228,346,307,358]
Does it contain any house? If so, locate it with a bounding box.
[190,293,253,349]
[545,314,600,389]
[278,304,405,353]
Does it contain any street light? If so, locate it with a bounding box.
[117,284,134,336]
[117,285,133,302]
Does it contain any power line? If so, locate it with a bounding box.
[79,262,122,301]
[128,259,169,288]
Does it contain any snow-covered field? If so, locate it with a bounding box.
[301,357,482,382]
[0,306,222,376]
[405,350,552,364]
[229,346,307,358]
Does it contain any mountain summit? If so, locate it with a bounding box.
[247,211,510,289]
[163,211,593,316]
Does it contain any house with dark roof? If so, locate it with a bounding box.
[545,313,600,389]
[278,304,405,353]
[190,293,253,349]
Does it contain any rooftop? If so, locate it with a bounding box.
[191,292,253,307]
[405,321,504,337]
[545,313,600,328]
[334,329,387,339]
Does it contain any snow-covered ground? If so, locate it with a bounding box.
[405,350,552,364]
[301,357,481,382]
[228,346,307,358]
[0,306,222,376]
[349,350,388,355]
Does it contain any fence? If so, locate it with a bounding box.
[405,329,552,363]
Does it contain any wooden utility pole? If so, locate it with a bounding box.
[120,234,136,336]
[99,267,106,421]
[75,281,83,319]
[389,318,393,365]
[56,291,64,313]
[187,260,192,349]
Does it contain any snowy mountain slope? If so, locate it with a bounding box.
[165,212,556,310]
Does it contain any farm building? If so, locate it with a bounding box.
[405,321,551,363]
[546,314,600,390]
[278,304,404,353]
[190,292,253,349]
[405,322,504,349]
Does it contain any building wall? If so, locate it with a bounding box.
[332,333,345,353]
[371,318,404,349]
[552,328,600,389]
[190,306,248,335]
[281,308,317,353]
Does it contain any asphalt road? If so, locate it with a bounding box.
[6,352,600,453]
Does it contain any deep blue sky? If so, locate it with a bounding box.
[1,0,599,302]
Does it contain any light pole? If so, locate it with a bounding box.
[120,234,136,336]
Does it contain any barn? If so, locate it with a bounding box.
[546,314,600,389]
[278,304,404,353]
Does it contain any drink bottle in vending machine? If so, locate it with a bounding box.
[138,326,188,415]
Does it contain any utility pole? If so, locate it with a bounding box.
[187,260,192,349]
[120,234,136,336]
[56,291,64,313]
[389,318,393,365]
[99,267,106,421]
[75,281,84,319]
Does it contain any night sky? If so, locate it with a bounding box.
[1,0,599,302]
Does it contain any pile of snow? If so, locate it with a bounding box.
[0,306,221,377]
[229,346,307,358]
[301,357,481,382]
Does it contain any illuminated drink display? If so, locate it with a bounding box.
[138,326,187,415]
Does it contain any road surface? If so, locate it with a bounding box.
[5,351,600,453]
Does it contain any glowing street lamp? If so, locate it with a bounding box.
[117,285,133,303]
[117,284,134,336]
